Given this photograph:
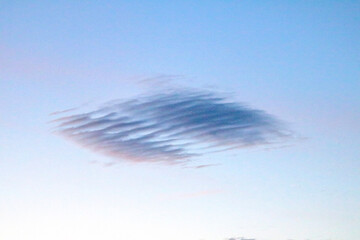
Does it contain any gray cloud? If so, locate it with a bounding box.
[52,89,292,165]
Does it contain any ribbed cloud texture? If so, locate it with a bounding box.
[52,90,291,165]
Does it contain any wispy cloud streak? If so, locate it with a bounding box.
[52,89,292,164]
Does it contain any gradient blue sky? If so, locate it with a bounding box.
[1,1,359,240]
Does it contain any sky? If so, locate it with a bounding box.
[0,1,359,240]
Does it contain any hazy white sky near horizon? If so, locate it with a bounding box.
[1,1,359,240]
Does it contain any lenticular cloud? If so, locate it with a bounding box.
[52,89,291,164]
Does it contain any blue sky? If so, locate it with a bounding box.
[0,1,359,240]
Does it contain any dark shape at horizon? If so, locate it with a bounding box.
[228,238,256,240]
[52,89,292,165]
